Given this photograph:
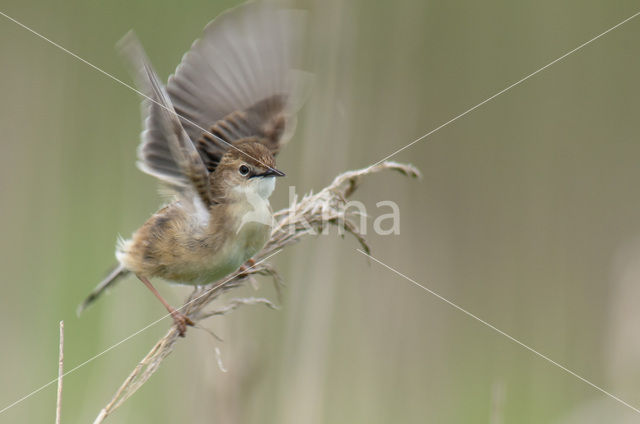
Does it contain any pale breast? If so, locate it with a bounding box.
[190,203,272,284]
[117,179,275,285]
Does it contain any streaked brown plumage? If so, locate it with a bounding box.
[78,2,310,336]
[118,142,279,284]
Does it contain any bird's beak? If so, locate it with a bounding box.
[254,168,285,178]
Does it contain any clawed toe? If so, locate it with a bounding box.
[171,311,195,337]
[237,258,257,278]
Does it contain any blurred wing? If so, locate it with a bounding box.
[167,2,312,172]
[119,33,213,207]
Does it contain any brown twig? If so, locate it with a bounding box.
[56,321,64,424]
[92,161,420,423]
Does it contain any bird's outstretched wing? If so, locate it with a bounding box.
[167,2,312,172]
[119,34,213,208]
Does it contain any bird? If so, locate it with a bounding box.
[78,2,311,336]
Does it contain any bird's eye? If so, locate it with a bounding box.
[239,165,250,176]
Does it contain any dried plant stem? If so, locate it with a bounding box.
[56,321,64,424]
[92,161,420,423]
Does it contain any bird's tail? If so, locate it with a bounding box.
[77,264,130,316]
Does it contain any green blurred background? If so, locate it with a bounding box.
[2,0,640,422]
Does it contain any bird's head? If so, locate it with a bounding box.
[211,140,285,202]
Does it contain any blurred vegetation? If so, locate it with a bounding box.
[2,0,640,423]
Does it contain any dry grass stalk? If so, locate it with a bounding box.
[92,161,420,423]
[56,321,64,424]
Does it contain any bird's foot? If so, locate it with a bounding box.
[170,310,195,337]
[237,258,257,277]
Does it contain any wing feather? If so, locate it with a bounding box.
[167,2,312,171]
[119,33,213,207]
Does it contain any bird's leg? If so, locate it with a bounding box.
[137,275,194,337]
